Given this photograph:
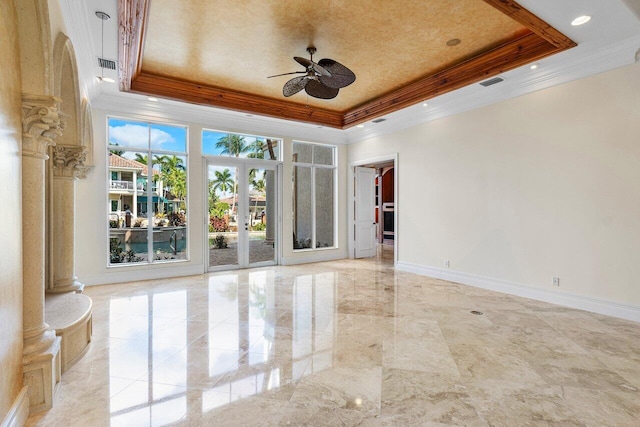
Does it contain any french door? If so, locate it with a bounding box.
[207,159,278,270]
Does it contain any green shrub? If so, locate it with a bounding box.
[168,211,186,226]
[209,202,229,219]
[210,216,228,232]
[212,234,228,249]
[109,238,142,263]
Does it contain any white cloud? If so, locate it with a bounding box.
[109,124,173,149]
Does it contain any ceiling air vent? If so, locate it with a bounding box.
[479,77,504,87]
[372,118,386,123]
[98,57,117,70]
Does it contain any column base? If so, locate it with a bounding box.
[23,336,61,413]
[48,279,84,294]
[45,293,92,373]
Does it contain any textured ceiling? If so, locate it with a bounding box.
[141,0,529,112]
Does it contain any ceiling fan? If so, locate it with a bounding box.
[267,47,356,99]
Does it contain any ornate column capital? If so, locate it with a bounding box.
[22,94,64,159]
[52,145,88,178]
[75,165,93,179]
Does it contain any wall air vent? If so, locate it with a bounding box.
[372,118,386,123]
[479,77,504,87]
[98,57,117,70]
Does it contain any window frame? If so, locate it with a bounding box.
[291,141,337,251]
[106,115,189,267]
[201,128,282,161]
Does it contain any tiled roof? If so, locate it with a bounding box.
[109,153,158,176]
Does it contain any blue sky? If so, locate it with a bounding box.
[202,130,228,156]
[202,129,278,159]
[108,118,187,152]
[108,119,280,160]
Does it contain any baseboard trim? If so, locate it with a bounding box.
[281,251,348,266]
[396,261,640,323]
[82,264,204,286]
[1,386,29,427]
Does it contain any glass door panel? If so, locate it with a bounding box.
[208,161,277,270]
[208,164,239,268]
[247,167,275,265]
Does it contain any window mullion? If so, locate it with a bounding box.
[147,126,154,263]
[311,166,316,249]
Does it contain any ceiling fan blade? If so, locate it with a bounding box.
[304,79,339,99]
[283,76,308,97]
[294,57,331,77]
[318,59,356,88]
[267,71,306,78]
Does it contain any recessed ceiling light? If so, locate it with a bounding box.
[571,15,591,26]
[530,64,538,70]
[147,97,158,102]
[357,124,364,128]
[422,103,429,107]
[446,38,461,47]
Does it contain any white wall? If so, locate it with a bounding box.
[76,109,348,285]
[348,62,640,311]
[0,0,25,420]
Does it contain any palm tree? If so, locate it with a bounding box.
[155,155,185,173]
[215,134,250,157]
[109,143,124,156]
[165,168,186,200]
[134,153,148,164]
[247,139,265,160]
[216,135,249,217]
[250,172,266,226]
[212,169,233,199]
[155,155,185,200]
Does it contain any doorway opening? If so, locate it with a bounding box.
[350,155,397,265]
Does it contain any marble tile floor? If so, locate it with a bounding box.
[27,247,640,426]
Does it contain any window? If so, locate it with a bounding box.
[202,130,280,160]
[107,118,188,265]
[292,142,336,250]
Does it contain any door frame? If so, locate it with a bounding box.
[204,156,282,271]
[348,153,398,266]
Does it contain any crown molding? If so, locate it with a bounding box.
[344,34,640,143]
[91,92,349,145]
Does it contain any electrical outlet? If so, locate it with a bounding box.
[445,260,450,268]
[553,277,560,286]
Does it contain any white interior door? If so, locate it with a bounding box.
[354,166,377,258]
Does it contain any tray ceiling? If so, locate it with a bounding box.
[119,0,575,128]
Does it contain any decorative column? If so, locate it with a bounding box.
[49,145,87,293]
[21,94,63,412]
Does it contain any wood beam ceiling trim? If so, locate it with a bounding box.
[131,72,345,128]
[482,0,577,49]
[343,33,565,127]
[118,0,150,92]
[117,0,575,129]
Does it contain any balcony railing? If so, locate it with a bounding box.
[110,180,145,191]
[110,180,158,191]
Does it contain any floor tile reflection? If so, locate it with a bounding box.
[27,247,640,426]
